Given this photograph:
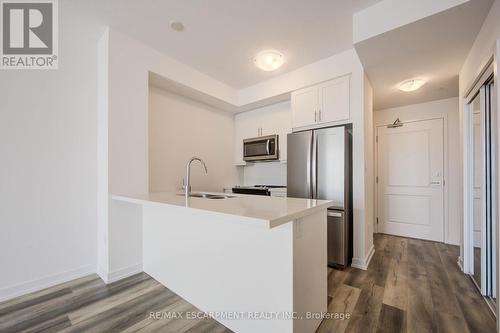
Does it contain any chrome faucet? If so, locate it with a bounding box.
[185,157,208,199]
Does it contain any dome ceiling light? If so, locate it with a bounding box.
[170,21,185,32]
[254,50,285,71]
[397,78,426,92]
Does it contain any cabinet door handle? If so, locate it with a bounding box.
[314,111,317,122]
[319,110,322,122]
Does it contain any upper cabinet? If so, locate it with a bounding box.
[291,86,318,128]
[291,75,350,129]
[234,76,350,165]
[318,77,350,123]
[234,102,292,165]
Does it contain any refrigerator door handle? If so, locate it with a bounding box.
[305,143,311,198]
[311,133,318,199]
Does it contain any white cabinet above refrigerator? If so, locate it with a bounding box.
[291,75,350,129]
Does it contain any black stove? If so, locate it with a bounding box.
[232,185,286,196]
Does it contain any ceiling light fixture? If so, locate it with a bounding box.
[170,21,184,32]
[254,50,284,71]
[397,78,426,92]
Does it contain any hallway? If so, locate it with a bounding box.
[319,234,497,332]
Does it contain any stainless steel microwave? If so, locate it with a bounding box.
[243,134,279,162]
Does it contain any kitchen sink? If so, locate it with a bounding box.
[178,193,235,199]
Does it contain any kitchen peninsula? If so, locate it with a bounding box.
[112,192,331,333]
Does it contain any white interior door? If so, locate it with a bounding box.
[377,118,444,241]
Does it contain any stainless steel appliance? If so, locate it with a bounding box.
[243,134,279,162]
[287,125,352,268]
[232,185,286,196]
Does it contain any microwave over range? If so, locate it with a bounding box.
[243,134,279,162]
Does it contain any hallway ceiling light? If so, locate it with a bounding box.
[254,50,284,71]
[170,21,185,32]
[397,78,426,92]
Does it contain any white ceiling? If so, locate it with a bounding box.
[82,0,381,89]
[355,0,493,110]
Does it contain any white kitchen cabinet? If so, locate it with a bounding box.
[234,101,292,165]
[291,86,318,128]
[291,75,350,129]
[318,76,350,123]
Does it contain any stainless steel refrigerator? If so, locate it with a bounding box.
[287,125,352,268]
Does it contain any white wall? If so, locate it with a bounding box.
[0,3,105,300]
[460,0,500,92]
[149,86,238,192]
[242,163,287,186]
[353,0,468,43]
[352,61,375,268]
[363,74,375,258]
[100,30,245,281]
[97,28,109,283]
[374,97,461,245]
[107,30,239,197]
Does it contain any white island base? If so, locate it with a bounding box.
[114,193,329,333]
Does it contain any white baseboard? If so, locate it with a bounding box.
[0,265,94,302]
[96,265,109,283]
[98,263,143,284]
[351,244,375,270]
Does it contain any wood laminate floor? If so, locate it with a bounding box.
[0,234,496,333]
[318,234,497,333]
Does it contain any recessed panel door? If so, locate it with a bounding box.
[377,118,444,241]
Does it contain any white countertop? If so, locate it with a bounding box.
[112,192,332,228]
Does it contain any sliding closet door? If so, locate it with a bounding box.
[471,94,483,289]
[491,80,496,302]
[485,80,496,304]
[467,71,496,307]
